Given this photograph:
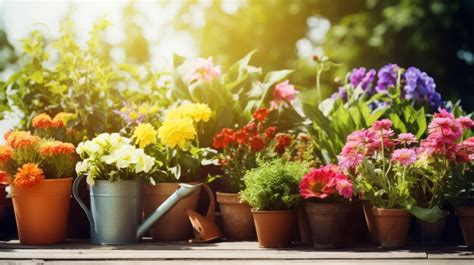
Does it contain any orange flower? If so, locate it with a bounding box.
[0,144,14,163]
[52,112,75,128]
[14,163,44,188]
[5,131,40,148]
[40,141,75,156]
[0,170,9,184]
[32,113,54,129]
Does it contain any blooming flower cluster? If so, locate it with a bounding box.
[133,123,158,149]
[39,141,76,156]
[5,131,40,149]
[299,164,354,200]
[76,133,157,185]
[157,103,212,148]
[14,163,44,188]
[114,102,161,125]
[187,57,221,83]
[333,64,444,110]
[32,112,76,129]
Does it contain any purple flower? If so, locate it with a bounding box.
[403,67,443,109]
[376,64,399,92]
[331,87,347,101]
[349,67,376,91]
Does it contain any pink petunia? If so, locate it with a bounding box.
[391,148,417,166]
[187,57,221,83]
[271,80,299,108]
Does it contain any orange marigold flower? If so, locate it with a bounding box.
[6,131,40,148]
[0,144,14,163]
[40,141,76,156]
[0,170,9,184]
[52,112,75,128]
[32,113,54,129]
[14,163,44,188]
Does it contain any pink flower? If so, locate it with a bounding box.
[372,119,392,131]
[395,133,417,145]
[187,57,221,82]
[434,108,455,119]
[271,80,299,108]
[391,148,417,166]
[299,164,353,200]
[457,116,474,129]
[337,144,364,171]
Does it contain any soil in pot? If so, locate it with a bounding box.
[345,200,368,244]
[12,178,72,245]
[144,183,201,241]
[216,192,256,240]
[455,207,474,248]
[252,210,296,248]
[306,202,351,249]
[418,211,448,244]
[372,208,411,248]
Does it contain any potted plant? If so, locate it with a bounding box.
[240,159,308,248]
[75,133,159,244]
[411,110,473,243]
[132,103,216,241]
[338,119,416,248]
[0,130,76,245]
[299,164,354,248]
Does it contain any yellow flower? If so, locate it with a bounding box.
[165,103,212,122]
[158,117,196,148]
[129,111,140,120]
[133,123,158,149]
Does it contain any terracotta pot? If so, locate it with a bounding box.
[297,202,312,244]
[0,184,8,222]
[144,182,201,241]
[418,211,448,243]
[252,210,296,248]
[11,178,72,245]
[372,208,411,248]
[345,200,368,244]
[216,192,256,240]
[305,202,351,249]
[361,199,379,243]
[455,206,474,248]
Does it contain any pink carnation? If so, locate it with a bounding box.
[391,148,417,166]
[271,80,299,108]
[188,57,221,82]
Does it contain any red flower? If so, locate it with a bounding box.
[244,122,257,136]
[234,129,249,145]
[253,108,269,122]
[275,133,292,154]
[249,136,265,152]
[32,113,53,129]
[213,128,234,149]
[264,127,277,140]
[0,170,9,184]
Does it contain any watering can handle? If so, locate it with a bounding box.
[202,184,216,222]
[72,175,94,227]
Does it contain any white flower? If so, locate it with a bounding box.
[136,153,155,173]
[75,159,89,175]
[77,140,101,156]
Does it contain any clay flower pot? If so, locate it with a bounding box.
[455,206,474,248]
[345,200,368,244]
[216,192,256,240]
[305,202,351,249]
[11,178,72,245]
[252,210,296,248]
[360,197,379,243]
[144,182,201,241]
[372,208,411,248]
[418,211,448,243]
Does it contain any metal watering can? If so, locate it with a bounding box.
[72,175,201,245]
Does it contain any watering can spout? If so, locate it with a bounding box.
[136,183,202,240]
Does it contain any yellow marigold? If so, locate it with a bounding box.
[52,112,76,128]
[133,123,158,149]
[165,103,212,122]
[6,131,40,149]
[0,144,14,163]
[14,163,44,188]
[40,140,76,156]
[158,117,196,148]
[32,113,53,129]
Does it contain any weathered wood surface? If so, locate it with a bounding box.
[0,240,472,264]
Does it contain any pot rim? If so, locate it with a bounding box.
[251,210,295,214]
[371,207,411,216]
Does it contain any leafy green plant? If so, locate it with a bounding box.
[240,159,308,211]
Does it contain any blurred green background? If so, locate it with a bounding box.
[1,0,473,113]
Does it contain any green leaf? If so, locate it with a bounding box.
[30,71,43,84]
[172,53,185,68]
[408,205,444,223]
[415,108,427,138]
[389,113,407,132]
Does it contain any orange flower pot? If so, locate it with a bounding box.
[11,178,72,245]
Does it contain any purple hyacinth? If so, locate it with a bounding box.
[376,64,399,92]
[331,87,348,101]
[403,67,443,109]
[349,67,376,91]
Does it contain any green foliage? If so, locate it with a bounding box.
[240,159,308,211]
[445,164,474,206]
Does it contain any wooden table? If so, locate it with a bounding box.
[0,240,472,264]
